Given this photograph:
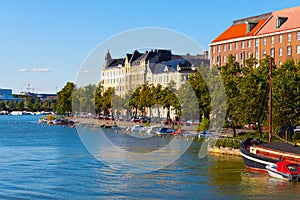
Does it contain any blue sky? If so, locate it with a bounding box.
[0,0,299,94]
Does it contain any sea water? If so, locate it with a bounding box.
[0,115,299,199]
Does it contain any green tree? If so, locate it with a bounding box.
[160,87,179,123]
[139,83,154,117]
[235,56,272,137]
[57,82,75,115]
[102,87,114,116]
[188,68,211,120]
[273,58,300,136]
[94,81,104,115]
[220,54,241,137]
[129,86,141,117]
[16,101,24,111]
[151,84,163,119]
[0,101,5,110]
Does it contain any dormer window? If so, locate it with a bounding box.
[276,16,288,29]
[164,66,169,72]
[177,65,181,71]
[246,21,258,33]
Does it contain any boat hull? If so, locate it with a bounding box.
[266,165,300,181]
[240,146,279,171]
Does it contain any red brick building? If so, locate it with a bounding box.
[210,6,300,67]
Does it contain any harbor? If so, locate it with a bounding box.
[1,115,300,199]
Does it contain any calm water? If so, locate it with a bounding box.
[0,115,299,199]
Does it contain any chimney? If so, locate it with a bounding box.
[204,50,209,59]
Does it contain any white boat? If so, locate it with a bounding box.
[131,125,144,132]
[266,161,300,181]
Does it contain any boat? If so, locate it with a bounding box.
[266,161,300,181]
[240,138,300,171]
[131,125,144,132]
[155,127,176,136]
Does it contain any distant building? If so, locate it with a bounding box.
[210,6,300,67]
[101,49,209,97]
[0,88,21,101]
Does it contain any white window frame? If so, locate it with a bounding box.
[288,33,292,42]
[297,46,300,54]
[271,36,275,44]
[279,48,282,56]
[263,38,267,46]
[279,35,283,43]
[287,46,292,55]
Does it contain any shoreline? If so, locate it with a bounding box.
[70,117,242,157]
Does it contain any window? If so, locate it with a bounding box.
[279,61,282,66]
[218,45,220,52]
[212,57,215,64]
[279,35,283,43]
[297,46,300,54]
[270,48,275,57]
[248,52,251,58]
[240,52,244,60]
[229,43,232,51]
[255,39,259,47]
[279,48,282,56]
[212,46,215,53]
[271,36,275,44]
[263,38,267,45]
[223,55,226,62]
[255,51,259,59]
[248,40,251,47]
[288,33,292,42]
[241,41,245,49]
[263,50,267,57]
[235,43,238,49]
[287,46,292,55]
[223,44,226,51]
[235,54,238,61]
[298,32,300,40]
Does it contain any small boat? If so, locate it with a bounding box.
[240,138,300,172]
[131,125,144,132]
[266,161,300,181]
[155,127,176,136]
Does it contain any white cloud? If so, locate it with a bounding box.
[31,68,51,72]
[18,68,28,72]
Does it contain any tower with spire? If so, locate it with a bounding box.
[103,49,112,69]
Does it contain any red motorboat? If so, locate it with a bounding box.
[266,161,300,181]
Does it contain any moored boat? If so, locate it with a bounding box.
[266,161,300,181]
[155,127,176,136]
[240,138,300,172]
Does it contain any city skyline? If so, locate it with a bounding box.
[1,0,299,94]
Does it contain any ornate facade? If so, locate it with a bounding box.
[101,49,209,97]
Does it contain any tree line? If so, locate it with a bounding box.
[56,55,300,136]
[0,95,56,112]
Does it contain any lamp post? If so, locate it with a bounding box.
[269,57,273,143]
